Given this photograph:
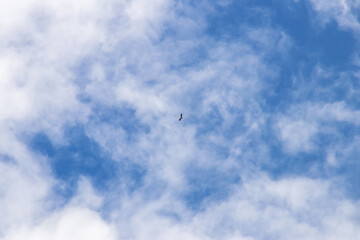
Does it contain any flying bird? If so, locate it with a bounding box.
[179,113,183,121]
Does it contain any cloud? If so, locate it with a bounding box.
[3,207,116,240]
[0,163,113,239]
[306,0,360,33]
[0,0,113,143]
[197,176,360,240]
[110,176,360,240]
[0,0,118,237]
[275,100,360,154]
[276,117,318,153]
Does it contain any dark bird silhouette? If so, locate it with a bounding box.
[179,113,183,121]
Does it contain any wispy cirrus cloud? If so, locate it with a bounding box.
[275,101,360,153]
[306,0,360,32]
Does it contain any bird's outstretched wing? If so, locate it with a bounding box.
[179,113,183,121]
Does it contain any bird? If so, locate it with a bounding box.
[179,113,183,121]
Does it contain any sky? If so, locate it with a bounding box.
[1,0,360,239]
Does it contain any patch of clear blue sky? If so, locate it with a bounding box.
[27,0,360,205]
[29,127,116,198]
[29,123,147,199]
[184,164,241,210]
[90,104,151,141]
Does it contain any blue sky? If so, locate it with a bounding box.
[1,0,360,239]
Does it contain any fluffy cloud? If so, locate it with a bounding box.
[0,0,117,237]
[3,207,116,240]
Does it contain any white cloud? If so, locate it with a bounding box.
[110,176,360,240]
[275,101,360,153]
[306,0,360,32]
[0,159,50,234]
[69,177,103,209]
[325,135,360,167]
[0,0,113,142]
[190,176,360,240]
[0,0,121,237]
[276,118,318,153]
[3,207,116,240]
